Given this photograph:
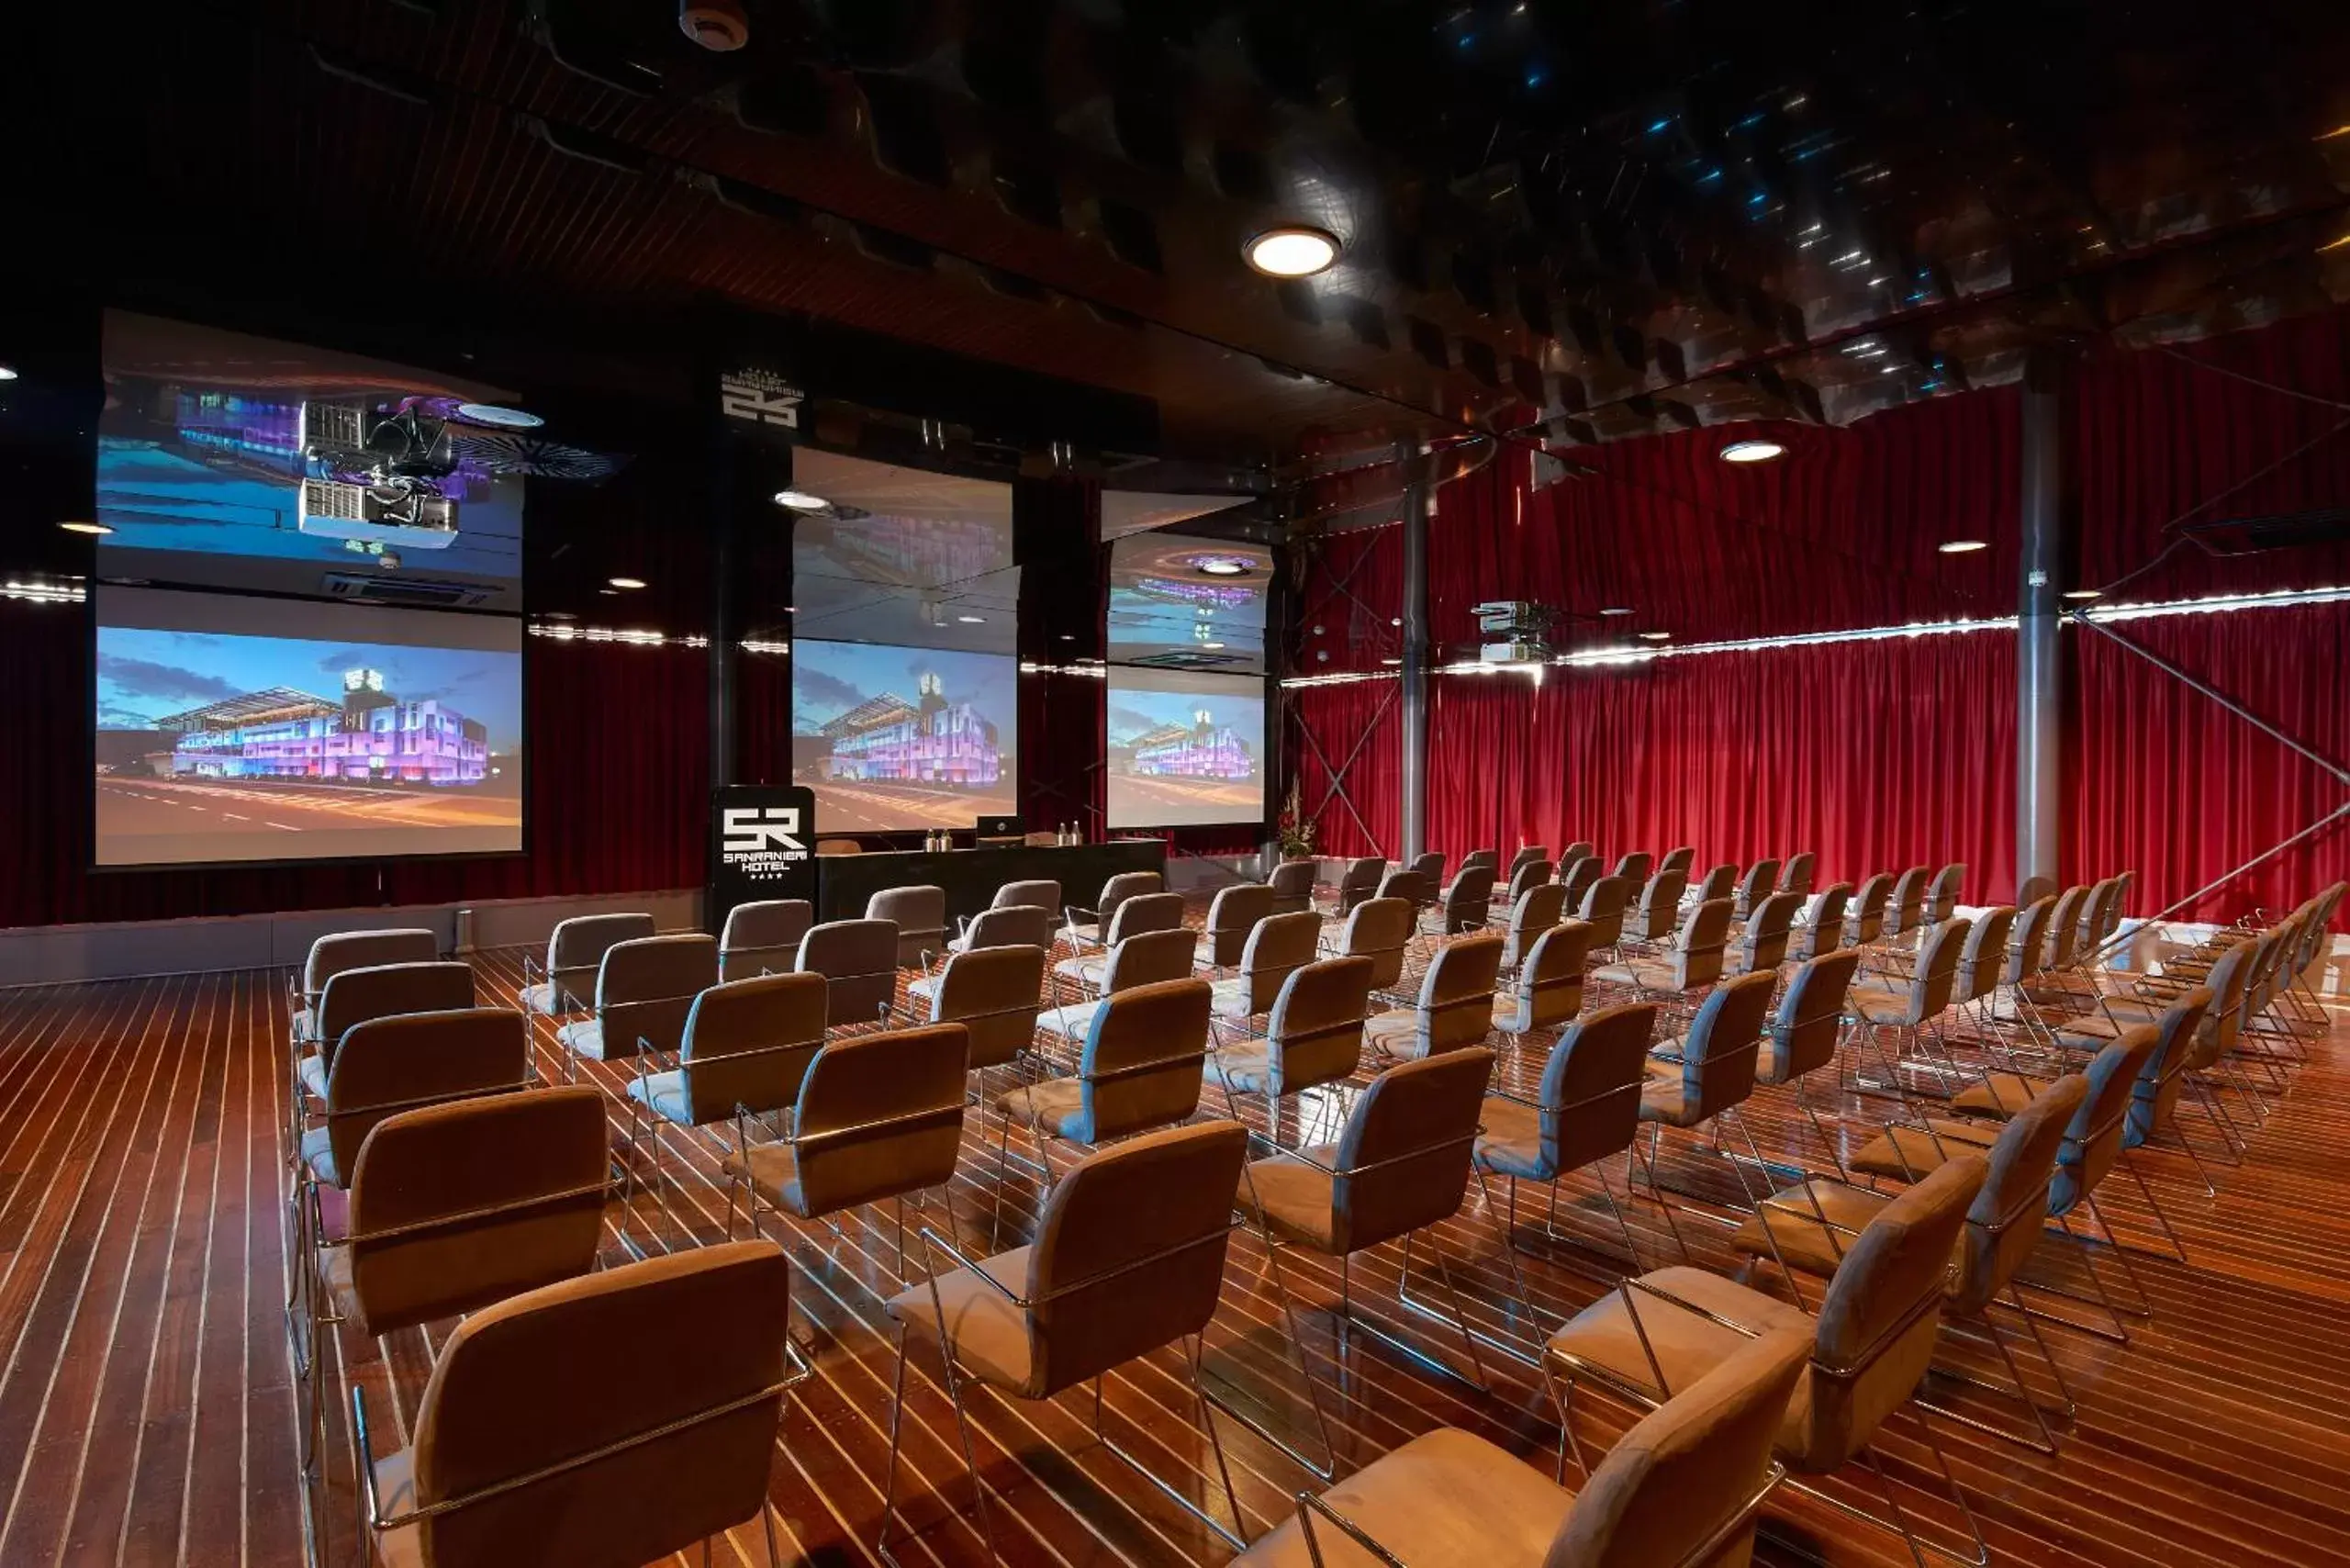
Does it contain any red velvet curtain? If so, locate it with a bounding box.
[1291,677,1402,860]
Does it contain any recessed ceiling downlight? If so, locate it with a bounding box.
[772,489,828,510]
[1244,227,1340,278]
[59,521,112,535]
[455,403,543,429]
[1936,540,1988,554]
[1197,557,1250,577]
[1719,439,1785,464]
[608,576,647,589]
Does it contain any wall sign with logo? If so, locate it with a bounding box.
[709,784,818,925]
[718,365,805,437]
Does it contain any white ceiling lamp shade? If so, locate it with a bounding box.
[1719,438,1786,464]
[1243,226,1341,278]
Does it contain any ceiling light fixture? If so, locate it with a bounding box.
[1638,631,1672,642]
[1598,606,1634,617]
[0,364,19,382]
[1196,557,1250,577]
[1243,226,1340,278]
[608,576,647,589]
[454,403,543,429]
[58,521,112,536]
[2062,588,2103,601]
[956,614,986,624]
[1719,439,1786,464]
[771,489,827,510]
[1201,642,1225,650]
[1936,540,1987,554]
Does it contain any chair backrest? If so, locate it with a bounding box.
[1504,857,1556,907]
[1506,845,1548,878]
[1461,848,1500,872]
[1628,868,1689,942]
[1202,883,1278,967]
[2041,884,2090,969]
[1656,845,1694,876]
[993,879,1060,912]
[1953,1074,2087,1316]
[867,886,948,968]
[1794,882,1852,961]
[1075,979,1214,1142]
[717,900,813,981]
[1501,882,1571,969]
[1438,864,1497,932]
[1558,856,1602,909]
[928,945,1047,1071]
[317,961,477,1066]
[1499,920,1592,1034]
[1578,875,1634,948]
[959,903,1055,953]
[1925,863,1967,923]
[1266,858,1318,913]
[1779,851,1818,898]
[678,970,829,1125]
[343,1087,610,1336]
[1338,896,1416,991]
[816,838,864,855]
[1764,949,1863,1085]
[544,913,657,1000]
[1548,1327,1813,1568]
[1091,870,1164,930]
[2076,877,2118,959]
[1021,1120,1250,1399]
[1668,899,1735,991]
[1411,851,1448,888]
[2185,939,2255,1068]
[1230,911,1324,1014]
[304,927,440,994]
[1885,867,1930,936]
[2053,1028,2158,1214]
[1732,858,1782,919]
[2006,896,2054,982]
[1671,971,1776,1116]
[1337,857,1388,913]
[323,1007,532,1180]
[789,1024,969,1217]
[796,919,900,1028]
[1953,905,2018,1004]
[403,1241,792,1568]
[1376,868,1430,906]
[1886,918,1968,1025]
[1407,933,1505,1054]
[598,935,721,1058]
[1612,851,1654,883]
[1848,873,1893,946]
[1528,1001,1653,1177]
[1328,1048,1496,1254]
[1691,863,1737,906]
[1098,927,1200,994]
[1260,956,1375,1097]
[1738,891,1804,973]
[1563,840,1598,865]
[1795,1155,1986,1471]
[1104,890,1186,945]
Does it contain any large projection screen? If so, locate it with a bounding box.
[1106,668,1266,829]
[791,640,1019,832]
[1106,534,1272,674]
[95,587,524,868]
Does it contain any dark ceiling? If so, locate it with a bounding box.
[18,0,2350,489]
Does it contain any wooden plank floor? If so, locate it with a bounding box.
[0,927,2346,1568]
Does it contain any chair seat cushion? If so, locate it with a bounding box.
[1035,998,1106,1042]
[1207,977,1260,1020]
[1847,985,1913,1025]
[886,1246,1040,1398]
[722,1140,808,1217]
[1361,1008,1424,1060]
[518,980,565,1017]
[996,1077,1093,1143]
[1637,1063,1698,1128]
[1053,956,1109,992]
[623,1069,695,1127]
[1592,961,1674,991]
[1545,1264,1809,1420]
[554,1019,614,1059]
[367,1449,425,1568]
[1847,1119,1998,1182]
[1729,1179,1894,1280]
[290,1006,317,1044]
[1209,1040,1276,1097]
[1473,1096,1550,1182]
[904,973,941,1008]
[297,1052,329,1104]
[299,1126,340,1189]
[1235,1148,1341,1253]
[1948,1074,2042,1119]
[1231,1427,1572,1568]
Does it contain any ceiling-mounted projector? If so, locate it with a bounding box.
[1472,600,1556,665]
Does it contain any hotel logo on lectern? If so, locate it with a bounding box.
[719,796,812,886]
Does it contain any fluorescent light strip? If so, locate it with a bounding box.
[2,579,86,604]
[2082,584,2350,623]
[1279,669,1399,689]
[1018,661,1109,677]
[529,624,710,648]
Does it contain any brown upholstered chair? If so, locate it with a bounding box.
[297,1008,533,1198]
[1378,868,1432,907]
[1036,926,1197,1045]
[1235,1326,1810,1568]
[816,837,865,855]
[1790,881,1852,964]
[1235,1049,1503,1412]
[1364,932,1504,1061]
[1574,875,1634,958]
[1209,910,1324,1029]
[1635,971,1778,1230]
[1052,891,1186,994]
[1066,869,1164,949]
[1684,863,1737,911]
[621,970,829,1223]
[724,1024,969,1271]
[1412,850,1449,891]
[795,918,900,1031]
[1330,895,1416,993]
[866,885,948,969]
[880,1121,1253,1556]
[1426,863,1497,937]
[716,899,812,981]
[1613,851,1653,883]
[938,902,1053,960]
[1198,880,1277,969]
[1756,949,1864,1176]
[1742,1071,2088,1453]
[1841,916,1966,1102]
[1335,856,1388,916]
[1925,862,1967,924]
[287,928,440,1048]
[1477,1001,1658,1269]
[990,877,1061,913]
[1620,867,1689,951]
[352,1241,806,1568]
[1879,866,1930,947]
[1267,857,1319,917]
[291,960,477,1142]
[1497,882,1571,972]
[996,977,1213,1182]
[1723,890,1803,978]
[1556,855,1601,913]
[1779,851,1818,898]
[1544,1156,1991,1568]
[1498,857,1556,913]
[555,934,719,1076]
[1562,840,1598,866]
[1731,858,1782,921]
[1506,844,1549,879]
[520,912,655,1017]
[1591,898,1733,1006]
[1211,955,1375,1147]
[1656,845,1694,877]
[1845,872,1894,947]
[901,943,1047,1081]
[1493,921,1590,1037]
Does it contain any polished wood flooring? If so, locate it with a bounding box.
[0,921,2346,1568]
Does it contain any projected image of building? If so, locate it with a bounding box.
[154,667,490,786]
[819,670,1002,787]
[1128,708,1255,780]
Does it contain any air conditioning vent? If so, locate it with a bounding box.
[320,572,498,607]
[2177,508,2350,557]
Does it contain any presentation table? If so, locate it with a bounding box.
[813,838,1169,925]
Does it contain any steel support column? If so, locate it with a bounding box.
[2017,355,2067,903]
[1399,442,1429,863]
